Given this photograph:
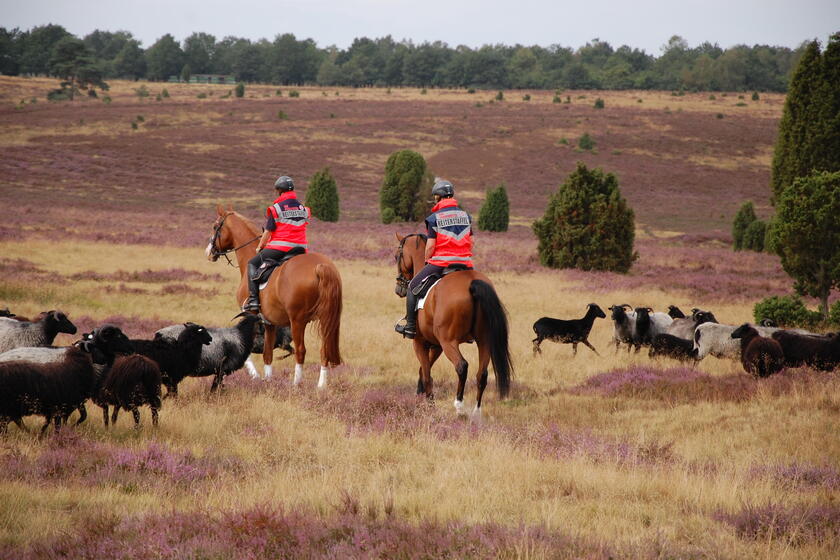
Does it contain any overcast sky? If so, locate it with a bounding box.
[3,0,838,54]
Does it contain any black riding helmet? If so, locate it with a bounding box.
[274,175,294,191]
[431,179,454,198]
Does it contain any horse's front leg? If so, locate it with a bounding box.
[262,324,276,379]
[290,319,307,386]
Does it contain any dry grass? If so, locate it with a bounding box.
[0,238,837,558]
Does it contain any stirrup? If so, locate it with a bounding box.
[395,320,416,339]
[242,299,260,313]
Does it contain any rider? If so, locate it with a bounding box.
[395,179,473,339]
[242,175,311,312]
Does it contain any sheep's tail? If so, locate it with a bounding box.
[135,356,162,409]
[314,262,343,366]
[469,279,513,399]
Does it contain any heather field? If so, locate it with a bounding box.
[1,77,838,559]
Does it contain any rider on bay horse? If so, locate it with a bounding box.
[395,179,473,339]
[242,175,311,312]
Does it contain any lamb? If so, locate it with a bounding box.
[608,304,636,353]
[632,307,673,351]
[771,330,840,370]
[666,309,718,340]
[154,314,262,389]
[95,354,162,428]
[131,322,212,397]
[0,324,132,433]
[532,303,606,356]
[0,310,77,353]
[731,323,785,377]
[648,333,698,362]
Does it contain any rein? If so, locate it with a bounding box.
[209,212,260,267]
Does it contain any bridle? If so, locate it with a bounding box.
[395,233,426,295]
[208,212,260,267]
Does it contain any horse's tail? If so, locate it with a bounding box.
[469,279,513,399]
[314,262,343,366]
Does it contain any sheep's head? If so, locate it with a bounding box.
[183,322,213,345]
[608,304,631,321]
[46,310,78,335]
[93,324,133,355]
[730,323,757,340]
[588,303,606,319]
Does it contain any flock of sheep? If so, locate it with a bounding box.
[532,303,840,377]
[2,298,837,434]
[0,308,292,433]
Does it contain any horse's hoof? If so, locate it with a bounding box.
[453,399,467,417]
[470,406,483,425]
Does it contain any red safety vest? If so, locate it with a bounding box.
[426,198,473,268]
[265,191,310,252]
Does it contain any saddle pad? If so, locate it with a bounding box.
[417,278,442,310]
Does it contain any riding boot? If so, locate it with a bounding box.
[243,261,261,312]
[395,290,419,339]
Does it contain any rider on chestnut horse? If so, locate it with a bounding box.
[242,175,311,312]
[395,179,473,339]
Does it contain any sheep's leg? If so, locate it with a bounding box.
[582,339,600,356]
[111,407,119,426]
[151,406,159,427]
[40,416,52,436]
[13,418,27,433]
[572,342,578,356]
[101,405,109,427]
[210,372,223,392]
[131,408,141,428]
[75,404,87,425]
[532,337,542,355]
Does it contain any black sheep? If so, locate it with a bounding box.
[95,354,162,428]
[0,324,132,434]
[131,322,212,397]
[532,303,606,356]
[648,333,697,362]
[771,330,839,371]
[667,305,686,319]
[731,323,785,378]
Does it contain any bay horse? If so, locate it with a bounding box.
[206,206,342,387]
[394,233,513,419]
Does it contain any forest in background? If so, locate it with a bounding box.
[0,24,809,91]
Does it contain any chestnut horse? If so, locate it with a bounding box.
[207,206,342,387]
[394,233,512,419]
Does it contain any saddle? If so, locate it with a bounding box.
[251,247,306,285]
[410,264,469,299]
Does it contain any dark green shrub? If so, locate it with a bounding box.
[289,90,300,98]
[735,102,747,107]
[709,94,716,100]
[467,88,476,94]
[136,115,144,122]
[235,82,245,98]
[381,207,397,224]
[134,85,149,98]
[716,113,724,119]
[155,94,162,101]
[477,183,510,232]
[578,133,595,151]
[47,88,71,101]
[732,201,757,250]
[305,167,340,222]
[102,95,111,104]
[742,219,766,252]
[552,94,561,103]
[161,88,169,98]
[197,92,207,99]
[522,94,530,101]
[277,110,287,120]
[131,121,138,130]
[829,300,840,327]
[754,295,822,328]
[379,150,432,223]
[420,88,427,95]
[533,162,638,273]
[594,98,604,109]
[495,90,504,101]
[751,91,759,101]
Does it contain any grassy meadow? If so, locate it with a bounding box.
[0,77,838,558]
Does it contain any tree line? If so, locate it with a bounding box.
[0,24,810,91]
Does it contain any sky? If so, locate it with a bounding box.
[3,0,838,54]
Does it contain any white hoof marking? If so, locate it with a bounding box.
[293,363,303,386]
[454,399,466,416]
[244,357,259,379]
[317,365,328,389]
[471,405,483,424]
[263,364,273,379]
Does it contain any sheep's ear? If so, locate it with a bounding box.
[621,304,631,309]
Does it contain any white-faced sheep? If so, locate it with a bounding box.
[131,322,212,397]
[0,310,77,353]
[731,323,785,377]
[692,322,793,360]
[95,354,162,428]
[0,324,132,433]
[532,303,606,356]
[155,314,262,389]
[608,304,636,353]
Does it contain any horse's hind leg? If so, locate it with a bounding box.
[440,341,468,416]
[473,341,492,423]
[289,320,307,386]
[413,338,433,399]
[417,345,442,394]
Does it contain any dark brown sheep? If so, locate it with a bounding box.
[731,323,785,378]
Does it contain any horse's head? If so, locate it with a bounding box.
[394,233,426,298]
[206,206,236,262]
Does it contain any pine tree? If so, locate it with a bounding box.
[477,183,510,232]
[379,150,430,223]
[770,170,840,317]
[771,35,840,201]
[305,167,340,222]
[732,201,757,250]
[533,162,637,272]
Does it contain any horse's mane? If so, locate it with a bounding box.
[230,211,261,236]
